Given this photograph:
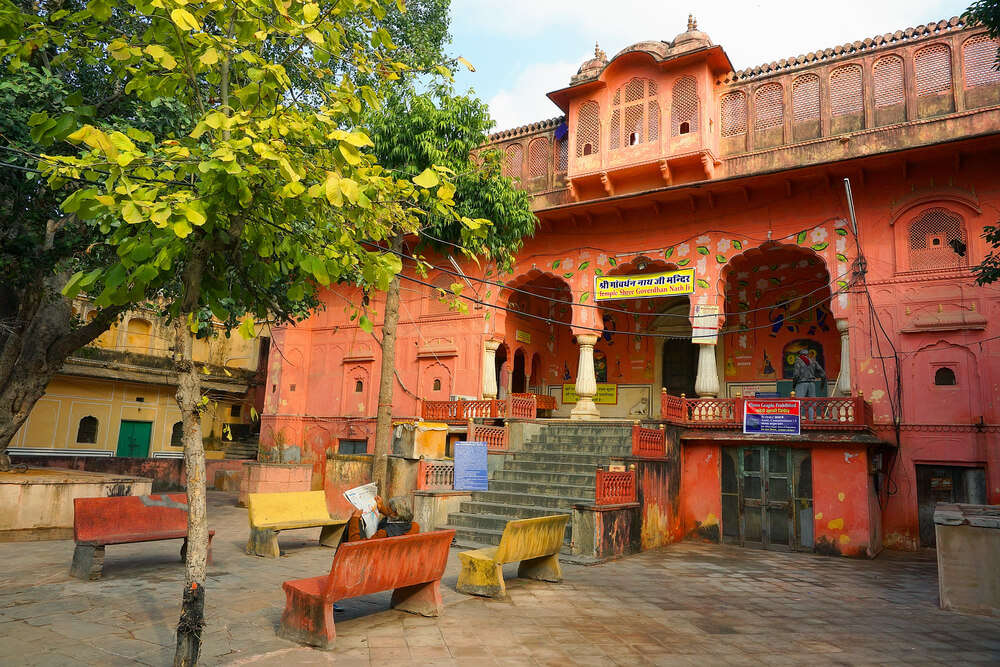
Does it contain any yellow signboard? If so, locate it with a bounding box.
[561,384,618,405]
[594,269,695,301]
[515,329,531,344]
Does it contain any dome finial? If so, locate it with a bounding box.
[688,13,697,31]
[594,41,607,61]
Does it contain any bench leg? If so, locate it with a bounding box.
[456,554,506,600]
[518,553,562,583]
[70,545,105,580]
[246,527,280,559]
[277,587,336,649]
[318,523,346,549]
[391,579,443,617]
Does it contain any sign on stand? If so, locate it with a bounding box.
[454,441,489,491]
[743,399,801,436]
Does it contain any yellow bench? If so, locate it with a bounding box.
[456,514,570,599]
[246,491,348,558]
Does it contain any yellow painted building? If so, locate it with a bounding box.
[9,302,268,459]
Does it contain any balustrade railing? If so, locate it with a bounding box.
[659,393,873,429]
[468,421,509,451]
[631,423,668,458]
[513,392,556,411]
[421,395,536,422]
[594,467,637,506]
[417,459,454,491]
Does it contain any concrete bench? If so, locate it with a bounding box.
[245,490,347,558]
[456,514,570,599]
[70,493,214,580]
[278,529,455,648]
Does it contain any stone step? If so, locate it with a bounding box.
[446,524,572,548]
[503,460,601,475]
[445,512,573,542]
[468,490,589,509]
[492,469,594,486]
[487,479,595,498]
[459,500,577,520]
[530,428,631,440]
[512,452,613,466]
[522,441,630,456]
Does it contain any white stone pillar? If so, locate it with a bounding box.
[835,318,852,396]
[694,342,721,398]
[482,340,500,399]
[570,334,601,420]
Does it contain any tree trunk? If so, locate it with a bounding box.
[0,275,123,471]
[372,234,404,495]
[173,315,209,666]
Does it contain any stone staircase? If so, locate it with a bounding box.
[443,423,632,550]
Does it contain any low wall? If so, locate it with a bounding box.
[413,490,472,532]
[572,503,642,561]
[0,469,153,541]
[238,462,312,506]
[11,455,183,491]
[935,504,1000,617]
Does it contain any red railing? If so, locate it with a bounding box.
[514,392,557,411]
[632,423,668,458]
[595,467,637,506]
[416,459,454,491]
[468,421,508,451]
[421,395,536,422]
[658,393,873,430]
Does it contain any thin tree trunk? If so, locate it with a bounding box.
[372,234,403,494]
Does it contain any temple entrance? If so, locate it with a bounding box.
[722,446,814,552]
[512,349,526,394]
[661,339,697,397]
[495,344,509,399]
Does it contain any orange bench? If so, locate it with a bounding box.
[278,529,455,648]
[70,493,214,580]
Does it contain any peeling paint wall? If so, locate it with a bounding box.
[680,444,722,542]
[812,448,873,557]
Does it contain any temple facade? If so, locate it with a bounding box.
[263,15,1000,554]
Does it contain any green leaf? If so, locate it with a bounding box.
[62,271,87,298]
[437,181,456,201]
[170,8,200,31]
[358,315,374,333]
[594,268,603,276]
[696,246,709,255]
[580,291,590,303]
[238,316,256,340]
[836,228,848,236]
[339,142,361,165]
[303,2,320,22]
[412,168,439,188]
[696,279,710,289]
[716,255,727,263]
[563,272,574,279]
[121,202,143,224]
[457,56,476,72]
[732,240,743,250]
[677,258,690,266]
[837,280,849,289]
[551,260,561,269]
[811,242,829,251]
[608,257,617,267]
[183,201,207,226]
[578,261,589,270]
[836,253,848,263]
[173,220,193,238]
[796,230,807,244]
[344,131,374,147]
[664,247,673,258]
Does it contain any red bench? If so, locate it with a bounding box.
[278,529,455,648]
[70,493,214,580]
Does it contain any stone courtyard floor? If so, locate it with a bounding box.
[1,491,998,666]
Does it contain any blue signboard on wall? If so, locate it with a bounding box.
[454,441,489,491]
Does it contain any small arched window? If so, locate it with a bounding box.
[963,34,1000,88]
[754,83,784,131]
[873,55,905,108]
[907,208,968,271]
[170,421,183,447]
[914,43,952,97]
[610,78,659,150]
[355,379,364,393]
[433,378,441,391]
[576,100,601,157]
[671,76,698,137]
[502,143,523,180]
[76,416,98,444]
[719,91,747,137]
[934,367,957,386]
[829,65,863,116]
[792,74,820,122]
[527,137,550,179]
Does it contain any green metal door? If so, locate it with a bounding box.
[738,446,794,551]
[116,420,153,458]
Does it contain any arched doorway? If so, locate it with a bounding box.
[662,339,698,397]
[512,349,527,394]
[494,344,509,399]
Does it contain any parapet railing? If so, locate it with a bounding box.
[594,466,637,506]
[631,423,668,458]
[421,395,536,423]
[467,421,509,451]
[416,459,454,491]
[658,391,873,429]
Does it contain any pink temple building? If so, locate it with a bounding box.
[263,15,1000,555]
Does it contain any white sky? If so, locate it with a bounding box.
[449,0,968,131]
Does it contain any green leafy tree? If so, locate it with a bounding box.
[1,1,476,663]
[366,84,536,490]
[965,0,1000,285]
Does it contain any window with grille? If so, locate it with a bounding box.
[576,101,600,157]
[502,143,523,179]
[914,44,952,96]
[527,137,549,179]
[873,55,905,107]
[720,91,747,136]
[338,439,368,455]
[170,421,183,447]
[754,83,784,130]
[963,34,1000,88]
[671,76,699,136]
[907,208,967,271]
[792,74,820,122]
[76,416,98,444]
[556,138,568,171]
[609,78,659,149]
[830,65,863,116]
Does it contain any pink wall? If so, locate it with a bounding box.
[680,444,722,540]
[811,447,874,557]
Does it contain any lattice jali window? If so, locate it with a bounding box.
[754,83,784,130]
[792,74,820,122]
[502,143,523,179]
[914,43,952,96]
[720,91,747,136]
[556,138,568,171]
[671,75,699,136]
[873,55,905,107]
[527,137,550,179]
[963,34,1000,88]
[907,208,967,271]
[610,78,658,149]
[830,64,863,116]
[576,100,601,157]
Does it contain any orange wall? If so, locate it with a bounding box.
[680,443,722,541]
[811,447,874,557]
